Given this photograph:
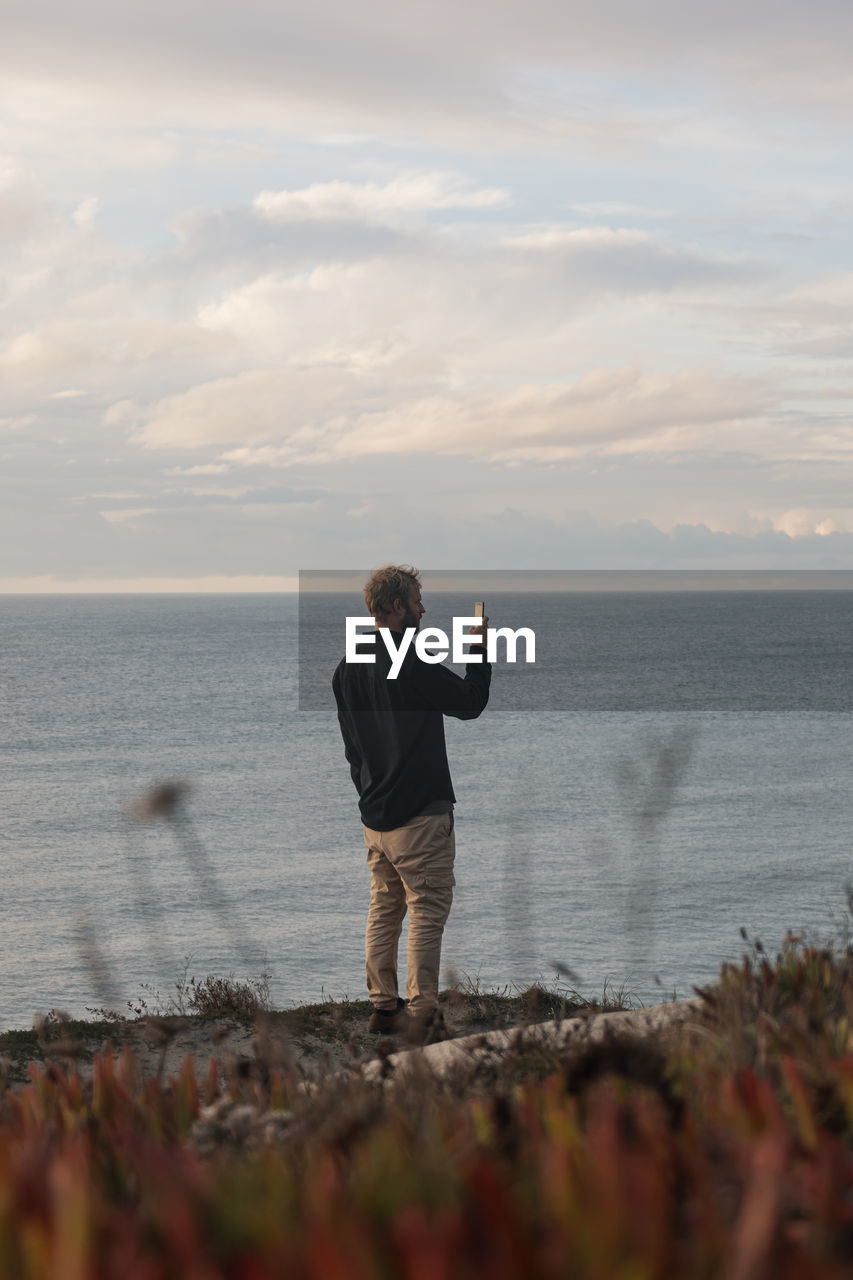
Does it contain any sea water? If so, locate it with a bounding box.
[0,591,850,1029]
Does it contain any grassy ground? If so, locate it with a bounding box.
[0,978,629,1086]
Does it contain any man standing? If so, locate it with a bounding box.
[332,565,491,1041]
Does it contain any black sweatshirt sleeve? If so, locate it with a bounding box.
[407,648,491,719]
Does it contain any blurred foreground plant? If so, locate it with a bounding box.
[2,935,853,1277]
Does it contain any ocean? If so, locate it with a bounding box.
[1,590,851,1030]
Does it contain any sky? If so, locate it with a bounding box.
[2,0,853,589]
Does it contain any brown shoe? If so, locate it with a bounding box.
[368,997,407,1034]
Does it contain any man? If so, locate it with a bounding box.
[332,565,491,1041]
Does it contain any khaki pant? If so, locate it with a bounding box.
[363,812,456,1017]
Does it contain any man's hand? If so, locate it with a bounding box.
[467,615,490,649]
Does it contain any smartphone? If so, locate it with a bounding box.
[474,601,485,619]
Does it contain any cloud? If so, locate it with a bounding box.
[0,175,237,406]
[133,362,771,462]
[0,180,46,241]
[4,0,853,143]
[761,272,853,359]
[569,202,671,219]
[2,6,852,584]
[0,313,229,404]
[176,220,764,391]
[99,507,157,524]
[508,227,650,249]
[770,508,853,537]
[0,163,830,535]
[72,196,99,229]
[0,574,299,592]
[133,367,365,451]
[4,408,853,577]
[166,463,231,476]
[254,174,509,223]
[164,204,412,282]
[119,201,777,467]
[340,368,772,460]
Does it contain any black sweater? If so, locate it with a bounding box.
[332,636,491,831]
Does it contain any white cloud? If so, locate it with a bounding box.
[770,508,853,537]
[72,196,99,229]
[99,507,157,523]
[185,222,760,396]
[133,362,771,462]
[254,173,509,223]
[336,368,771,461]
[506,227,650,250]
[0,314,228,401]
[134,367,364,451]
[102,400,137,427]
[0,413,36,432]
[219,446,291,467]
[165,463,231,476]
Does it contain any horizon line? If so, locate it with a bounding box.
[4,569,853,594]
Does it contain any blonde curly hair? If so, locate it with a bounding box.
[363,564,421,618]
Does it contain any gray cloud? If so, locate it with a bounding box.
[165,207,413,278]
[4,1,853,142]
[5,486,853,581]
[3,427,852,583]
